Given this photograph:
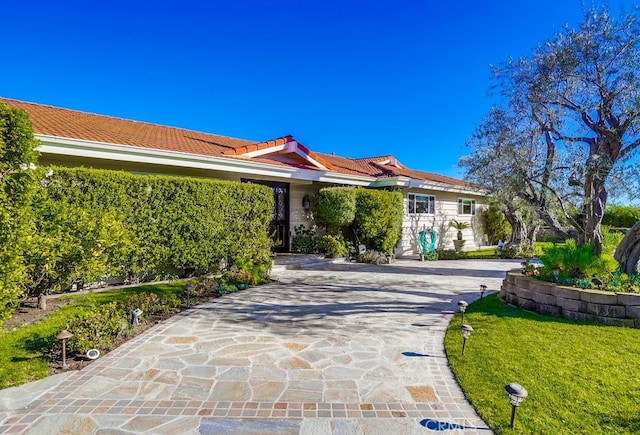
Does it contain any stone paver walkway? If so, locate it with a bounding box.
[0,258,519,434]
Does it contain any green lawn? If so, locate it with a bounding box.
[444,293,640,434]
[0,282,185,390]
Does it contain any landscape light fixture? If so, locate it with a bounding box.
[131,308,143,326]
[505,382,528,428]
[184,283,194,308]
[552,268,560,283]
[460,324,473,355]
[457,300,468,324]
[592,277,603,290]
[480,284,487,300]
[56,329,73,370]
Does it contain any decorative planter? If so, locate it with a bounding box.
[453,240,465,252]
[500,270,639,328]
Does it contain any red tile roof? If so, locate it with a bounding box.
[1,97,470,188]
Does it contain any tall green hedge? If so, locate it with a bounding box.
[353,189,403,254]
[0,102,40,321]
[47,167,274,278]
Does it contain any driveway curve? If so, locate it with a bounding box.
[0,258,520,434]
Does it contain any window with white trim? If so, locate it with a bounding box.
[408,193,435,214]
[458,198,476,216]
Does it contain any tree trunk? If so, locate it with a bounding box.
[582,170,607,255]
[615,221,640,274]
[37,294,47,310]
[527,224,540,249]
[504,205,527,250]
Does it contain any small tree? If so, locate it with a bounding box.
[0,102,40,322]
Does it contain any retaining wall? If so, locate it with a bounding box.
[500,270,640,328]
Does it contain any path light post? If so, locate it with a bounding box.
[505,382,528,428]
[458,300,468,324]
[480,285,487,300]
[56,330,73,370]
[552,268,560,283]
[460,324,473,355]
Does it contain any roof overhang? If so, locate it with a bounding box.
[372,176,485,196]
[36,134,375,186]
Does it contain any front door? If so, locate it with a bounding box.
[243,179,290,252]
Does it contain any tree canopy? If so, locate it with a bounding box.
[461,6,640,256]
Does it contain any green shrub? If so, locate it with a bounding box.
[317,234,348,258]
[602,204,640,228]
[224,269,253,286]
[232,256,271,285]
[539,239,618,279]
[291,225,319,254]
[66,302,128,354]
[313,187,356,234]
[357,250,391,265]
[495,247,519,259]
[118,292,180,317]
[352,189,403,254]
[436,249,468,260]
[191,277,221,297]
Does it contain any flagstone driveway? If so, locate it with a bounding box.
[0,258,520,434]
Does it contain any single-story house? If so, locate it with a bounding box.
[1,97,487,256]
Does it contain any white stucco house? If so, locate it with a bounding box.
[2,97,487,256]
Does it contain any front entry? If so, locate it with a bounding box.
[242,179,290,252]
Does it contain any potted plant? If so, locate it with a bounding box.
[450,220,471,252]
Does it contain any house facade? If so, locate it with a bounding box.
[2,97,487,256]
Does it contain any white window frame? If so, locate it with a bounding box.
[408,193,435,215]
[458,198,476,216]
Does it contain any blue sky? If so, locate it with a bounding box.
[1,0,636,179]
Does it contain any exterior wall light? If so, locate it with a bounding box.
[302,194,311,211]
[460,324,473,355]
[457,300,468,324]
[505,382,528,428]
[56,330,74,370]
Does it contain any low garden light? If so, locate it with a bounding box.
[131,308,143,326]
[505,382,528,428]
[56,329,73,370]
[460,324,473,355]
[592,277,603,290]
[458,300,468,324]
[480,284,487,300]
[552,268,560,283]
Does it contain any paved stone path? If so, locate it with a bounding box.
[0,258,519,434]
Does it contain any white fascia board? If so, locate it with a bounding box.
[243,144,288,158]
[372,175,486,196]
[407,178,487,196]
[36,135,374,186]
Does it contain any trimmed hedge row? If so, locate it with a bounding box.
[47,167,274,279]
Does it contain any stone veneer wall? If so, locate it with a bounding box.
[500,270,640,328]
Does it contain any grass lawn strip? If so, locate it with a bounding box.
[0,282,185,389]
[444,293,640,434]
